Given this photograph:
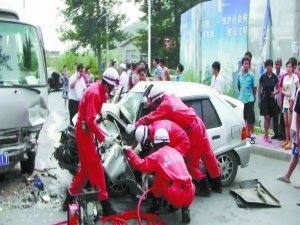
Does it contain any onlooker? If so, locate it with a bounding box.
[137,66,150,81]
[176,64,184,81]
[68,64,87,125]
[272,58,286,140]
[111,60,118,69]
[281,60,299,150]
[159,58,171,81]
[118,63,129,98]
[140,60,151,77]
[258,59,279,143]
[277,86,300,186]
[244,51,256,74]
[126,63,131,77]
[210,61,224,94]
[153,57,163,81]
[60,65,70,110]
[85,66,94,86]
[131,63,140,87]
[236,56,257,144]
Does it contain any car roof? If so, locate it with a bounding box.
[131,81,214,99]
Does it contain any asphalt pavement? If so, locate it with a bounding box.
[0,91,300,225]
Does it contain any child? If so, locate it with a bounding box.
[61,65,70,110]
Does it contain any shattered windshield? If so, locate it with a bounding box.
[0,22,46,86]
[119,92,143,123]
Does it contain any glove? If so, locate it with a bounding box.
[126,124,135,134]
[101,110,108,120]
[142,96,149,108]
[122,145,131,156]
[134,143,142,154]
[104,136,114,147]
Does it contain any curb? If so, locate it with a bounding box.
[251,144,291,162]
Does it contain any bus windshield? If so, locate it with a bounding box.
[0,22,46,86]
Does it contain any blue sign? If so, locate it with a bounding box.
[0,152,9,165]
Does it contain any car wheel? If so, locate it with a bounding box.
[20,152,36,175]
[106,175,129,198]
[217,151,238,187]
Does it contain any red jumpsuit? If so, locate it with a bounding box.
[69,82,109,201]
[135,94,221,180]
[127,146,195,208]
[148,120,190,156]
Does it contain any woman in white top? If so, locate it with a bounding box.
[281,60,299,149]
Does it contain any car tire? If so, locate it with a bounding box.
[217,151,238,187]
[20,152,36,175]
[106,175,129,198]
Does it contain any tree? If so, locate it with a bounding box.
[58,0,127,69]
[135,0,207,69]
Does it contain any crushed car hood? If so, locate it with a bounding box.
[0,88,48,129]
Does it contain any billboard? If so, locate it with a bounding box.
[180,0,249,96]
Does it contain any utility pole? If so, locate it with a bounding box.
[147,0,151,71]
[106,15,109,67]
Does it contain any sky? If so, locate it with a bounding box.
[0,0,143,52]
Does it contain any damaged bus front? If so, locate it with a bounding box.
[0,9,48,174]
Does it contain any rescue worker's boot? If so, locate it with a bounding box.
[101,199,118,217]
[194,178,211,197]
[62,189,74,211]
[147,197,161,214]
[209,176,223,193]
[181,207,191,224]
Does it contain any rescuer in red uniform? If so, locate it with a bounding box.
[63,68,120,216]
[126,86,222,196]
[125,128,195,224]
[135,119,190,156]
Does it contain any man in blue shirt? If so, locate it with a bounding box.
[176,64,184,81]
[153,57,163,81]
[236,56,257,144]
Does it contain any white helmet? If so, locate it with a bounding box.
[147,86,165,103]
[153,128,170,144]
[135,125,149,145]
[103,67,119,86]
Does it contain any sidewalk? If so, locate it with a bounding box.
[251,135,292,161]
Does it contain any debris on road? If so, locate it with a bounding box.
[35,167,58,180]
[0,172,66,210]
[230,179,281,208]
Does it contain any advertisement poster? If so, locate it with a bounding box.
[180,0,249,95]
[180,4,202,82]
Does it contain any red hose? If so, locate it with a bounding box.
[137,188,152,225]
[51,220,67,225]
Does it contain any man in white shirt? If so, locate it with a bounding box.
[68,64,87,125]
[210,61,224,94]
[118,63,129,98]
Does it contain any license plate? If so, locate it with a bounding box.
[0,152,9,165]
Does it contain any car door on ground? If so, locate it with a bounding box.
[184,98,226,151]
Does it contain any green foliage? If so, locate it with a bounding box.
[135,0,204,68]
[58,0,128,69]
[46,52,105,79]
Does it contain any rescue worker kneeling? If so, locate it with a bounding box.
[126,86,222,196]
[124,128,195,224]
